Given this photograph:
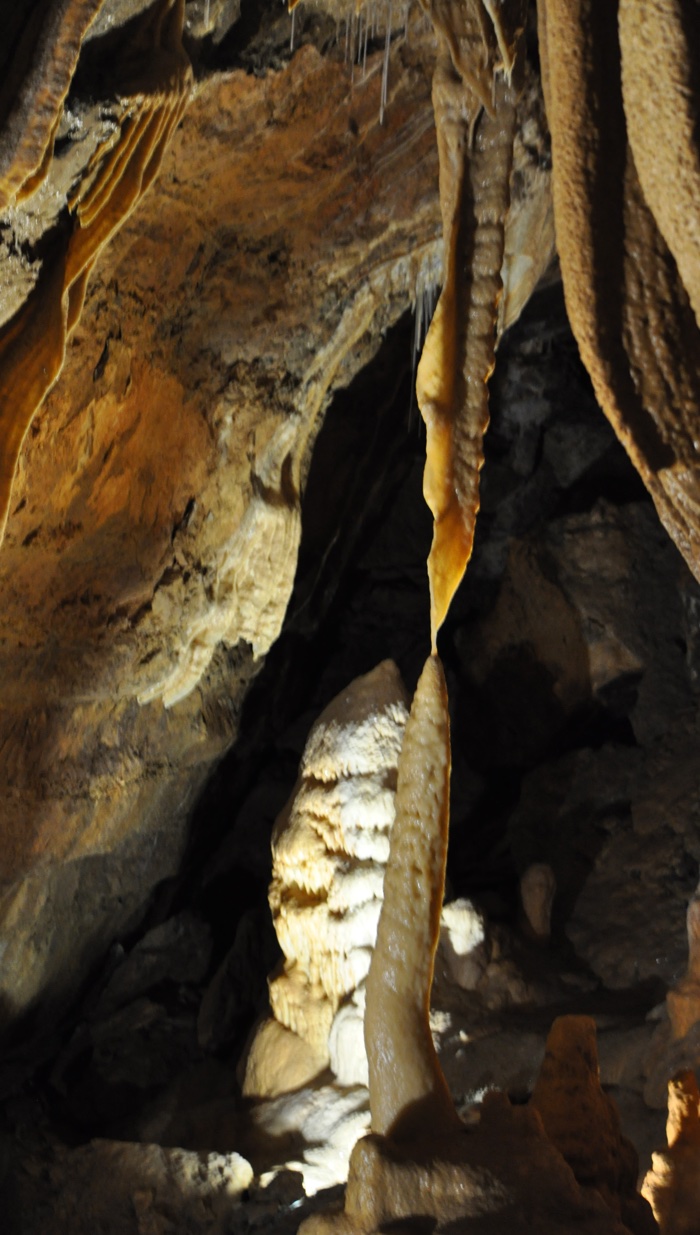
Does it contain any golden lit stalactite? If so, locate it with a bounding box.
[0,0,106,210]
[364,653,462,1142]
[416,0,525,648]
[0,0,192,543]
[536,0,700,583]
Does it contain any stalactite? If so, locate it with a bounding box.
[415,0,526,647]
[0,0,105,211]
[364,654,461,1142]
[536,0,700,587]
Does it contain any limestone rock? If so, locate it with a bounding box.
[241,1019,327,1101]
[566,719,700,992]
[14,1138,253,1235]
[95,912,212,1021]
[530,1016,657,1235]
[0,28,443,1031]
[438,898,489,991]
[300,1090,635,1235]
[644,886,700,1108]
[642,1070,700,1235]
[537,0,700,588]
[247,660,409,1077]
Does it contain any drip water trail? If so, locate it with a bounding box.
[290,5,296,51]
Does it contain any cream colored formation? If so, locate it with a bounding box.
[243,660,410,1092]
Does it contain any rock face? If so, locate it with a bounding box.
[0,19,442,1029]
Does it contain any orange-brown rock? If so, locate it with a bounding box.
[364,654,460,1142]
[619,0,700,330]
[0,32,442,1030]
[416,1,525,645]
[0,0,193,543]
[530,1016,657,1234]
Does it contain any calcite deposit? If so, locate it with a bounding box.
[643,1071,700,1235]
[416,0,524,644]
[246,659,409,1084]
[536,0,700,583]
[530,1016,656,1234]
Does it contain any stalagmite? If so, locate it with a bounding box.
[415,0,526,646]
[0,0,192,543]
[297,672,636,1234]
[536,0,700,586]
[364,653,461,1141]
[530,1016,658,1235]
[242,660,409,1091]
[642,1070,700,1235]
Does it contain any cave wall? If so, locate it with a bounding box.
[0,5,442,1028]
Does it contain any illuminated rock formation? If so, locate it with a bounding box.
[298,665,639,1234]
[416,0,526,646]
[0,0,193,542]
[0,0,105,211]
[642,1070,700,1235]
[363,654,459,1140]
[243,660,409,1089]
